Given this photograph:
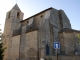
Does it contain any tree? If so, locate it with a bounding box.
[0,36,6,60]
[77,34,80,45]
[0,43,5,60]
[78,34,80,39]
[0,24,6,60]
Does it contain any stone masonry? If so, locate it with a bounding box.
[3,4,80,60]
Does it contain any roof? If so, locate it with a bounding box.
[59,28,80,33]
[12,4,21,11]
[21,7,53,22]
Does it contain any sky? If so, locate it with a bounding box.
[0,0,80,32]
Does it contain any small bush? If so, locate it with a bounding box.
[48,57,52,60]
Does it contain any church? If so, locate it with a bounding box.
[3,4,80,60]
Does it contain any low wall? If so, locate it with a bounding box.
[44,55,80,60]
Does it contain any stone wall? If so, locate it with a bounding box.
[59,31,80,55]
[58,10,71,28]
[3,5,24,60]
[2,36,9,60]
[49,8,60,28]
[59,32,76,55]
[73,32,80,55]
[49,8,60,55]
[20,9,51,59]
[10,35,20,60]
[45,56,80,60]
[3,6,77,60]
[25,30,38,60]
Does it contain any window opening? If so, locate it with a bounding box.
[30,27,32,30]
[17,12,20,19]
[40,15,43,18]
[27,21,29,23]
[8,12,11,18]
[46,44,50,55]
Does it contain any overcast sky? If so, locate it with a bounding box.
[0,0,80,32]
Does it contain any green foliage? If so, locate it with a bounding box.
[0,24,4,60]
[0,43,6,60]
[48,57,52,60]
[44,57,52,60]
[77,34,80,45]
[78,34,80,39]
[44,58,47,60]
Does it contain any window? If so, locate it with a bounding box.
[46,44,50,55]
[40,15,43,18]
[17,12,20,19]
[8,12,11,18]
[0,29,1,31]
[0,38,1,40]
[0,32,1,34]
[27,21,29,23]
[30,27,32,30]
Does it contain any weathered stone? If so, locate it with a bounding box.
[3,4,80,60]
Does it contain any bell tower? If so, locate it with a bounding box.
[3,4,24,60]
[4,4,24,35]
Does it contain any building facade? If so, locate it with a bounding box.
[3,4,80,60]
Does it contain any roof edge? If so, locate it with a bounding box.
[21,7,53,22]
[59,28,80,33]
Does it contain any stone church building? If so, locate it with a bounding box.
[3,4,80,60]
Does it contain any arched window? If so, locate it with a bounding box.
[17,12,20,19]
[30,27,32,30]
[8,12,11,18]
[46,44,50,55]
